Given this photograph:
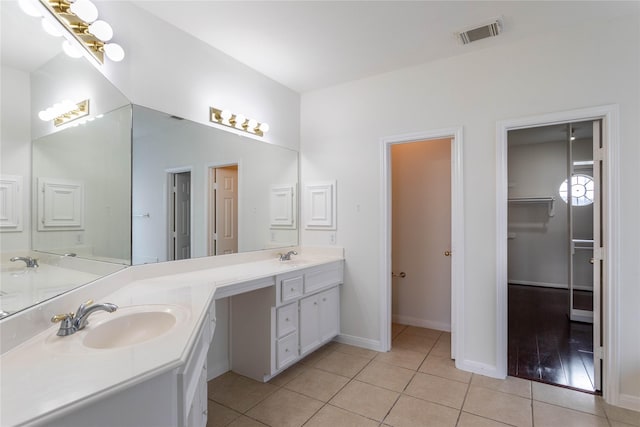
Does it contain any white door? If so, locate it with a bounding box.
[591,119,603,391]
[318,287,340,342]
[391,139,452,338]
[299,294,320,355]
[212,166,238,255]
[567,120,602,391]
[171,172,191,260]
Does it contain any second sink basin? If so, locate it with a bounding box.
[82,305,188,349]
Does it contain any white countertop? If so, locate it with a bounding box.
[0,249,343,426]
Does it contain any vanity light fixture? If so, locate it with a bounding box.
[38,99,90,127]
[19,0,125,65]
[210,107,270,137]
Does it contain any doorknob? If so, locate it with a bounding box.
[444,251,452,257]
[392,272,406,278]
[590,258,595,264]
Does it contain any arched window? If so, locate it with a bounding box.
[559,174,594,206]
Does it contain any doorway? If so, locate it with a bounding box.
[168,170,191,261]
[380,127,464,360]
[208,165,238,256]
[506,120,601,393]
[391,139,452,334]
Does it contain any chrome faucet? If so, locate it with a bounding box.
[51,299,118,336]
[10,256,39,268]
[279,250,298,261]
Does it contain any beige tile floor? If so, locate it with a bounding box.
[207,324,640,427]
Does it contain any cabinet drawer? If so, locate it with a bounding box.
[277,302,298,338]
[276,332,299,370]
[304,264,343,294]
[281,276,303,302]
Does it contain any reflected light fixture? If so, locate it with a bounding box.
[39,99,90,127]
[19,0,125,65]
[210,107,270,137]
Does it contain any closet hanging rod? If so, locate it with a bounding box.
[507,197,555,202]
[508,197,555,217]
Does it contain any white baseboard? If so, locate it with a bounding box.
[614,393,640,412]
[335,333,384,352]
[392,314,451,332]
[508,280,593,291]
[456,358,503,380]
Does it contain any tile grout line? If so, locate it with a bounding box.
[454,373,473,426]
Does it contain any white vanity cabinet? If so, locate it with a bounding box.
[299,286,340,356]
[230,260,343,382]
[47,302,216,427]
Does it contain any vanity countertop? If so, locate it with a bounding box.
[0,248,343,427]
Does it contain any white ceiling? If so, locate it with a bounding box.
[0,1,61,72]
[2,1,636,93]
[132,1,637,93]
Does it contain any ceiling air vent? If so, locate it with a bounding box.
[457,18,502,45]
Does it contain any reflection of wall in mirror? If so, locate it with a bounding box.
[31,54,130,140]
[0,67,31,252]
[31,105,132,263]
[132,106,298,264]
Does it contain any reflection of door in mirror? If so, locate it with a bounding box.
[209,166,238,255]
[169,172,191,260]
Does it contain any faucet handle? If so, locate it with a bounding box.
[51,313,74,323]
[51,312,78,336]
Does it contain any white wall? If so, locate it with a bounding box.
[507,138,594,290]
[300,13,640,406]
[508,140,568,287]
[96,2,300,152]
[391,139,451,331]
[0,66,31,252]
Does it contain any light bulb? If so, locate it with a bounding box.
[70,0,98,23]
[258,123,270,133]
[44,107,56,121]
[52,103,65,116]
[61,100,76,112]
[220,110,232,121]
[247,119,258,131]
[41,18,63,37]
[38,110,49,121]
[234,114,246,128]
[18,0,42,17]
[88,20,113,42]
[62,40,83,58]
[103,43,125,62]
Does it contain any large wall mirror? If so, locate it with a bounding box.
[1,0,299,319]
[132,105,298,264]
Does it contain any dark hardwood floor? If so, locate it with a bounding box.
[508,284,596,393]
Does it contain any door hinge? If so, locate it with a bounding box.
[213,183,218,190]
[595,346,604,360]
[593,247,604,261]
[212,233,217,241]
[594,147,605,161]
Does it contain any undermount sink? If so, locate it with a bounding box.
[81,305,188,349]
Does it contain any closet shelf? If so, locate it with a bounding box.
[508,197,555,217]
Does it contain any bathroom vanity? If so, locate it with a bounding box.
[0,248,343,427]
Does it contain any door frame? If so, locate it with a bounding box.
[496,104,620,400]
[380,126,465,361]
[206,161,241,256]
[165,166,193,261]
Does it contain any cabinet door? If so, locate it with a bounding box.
[299,294,321,355]
[319,286,340,342]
